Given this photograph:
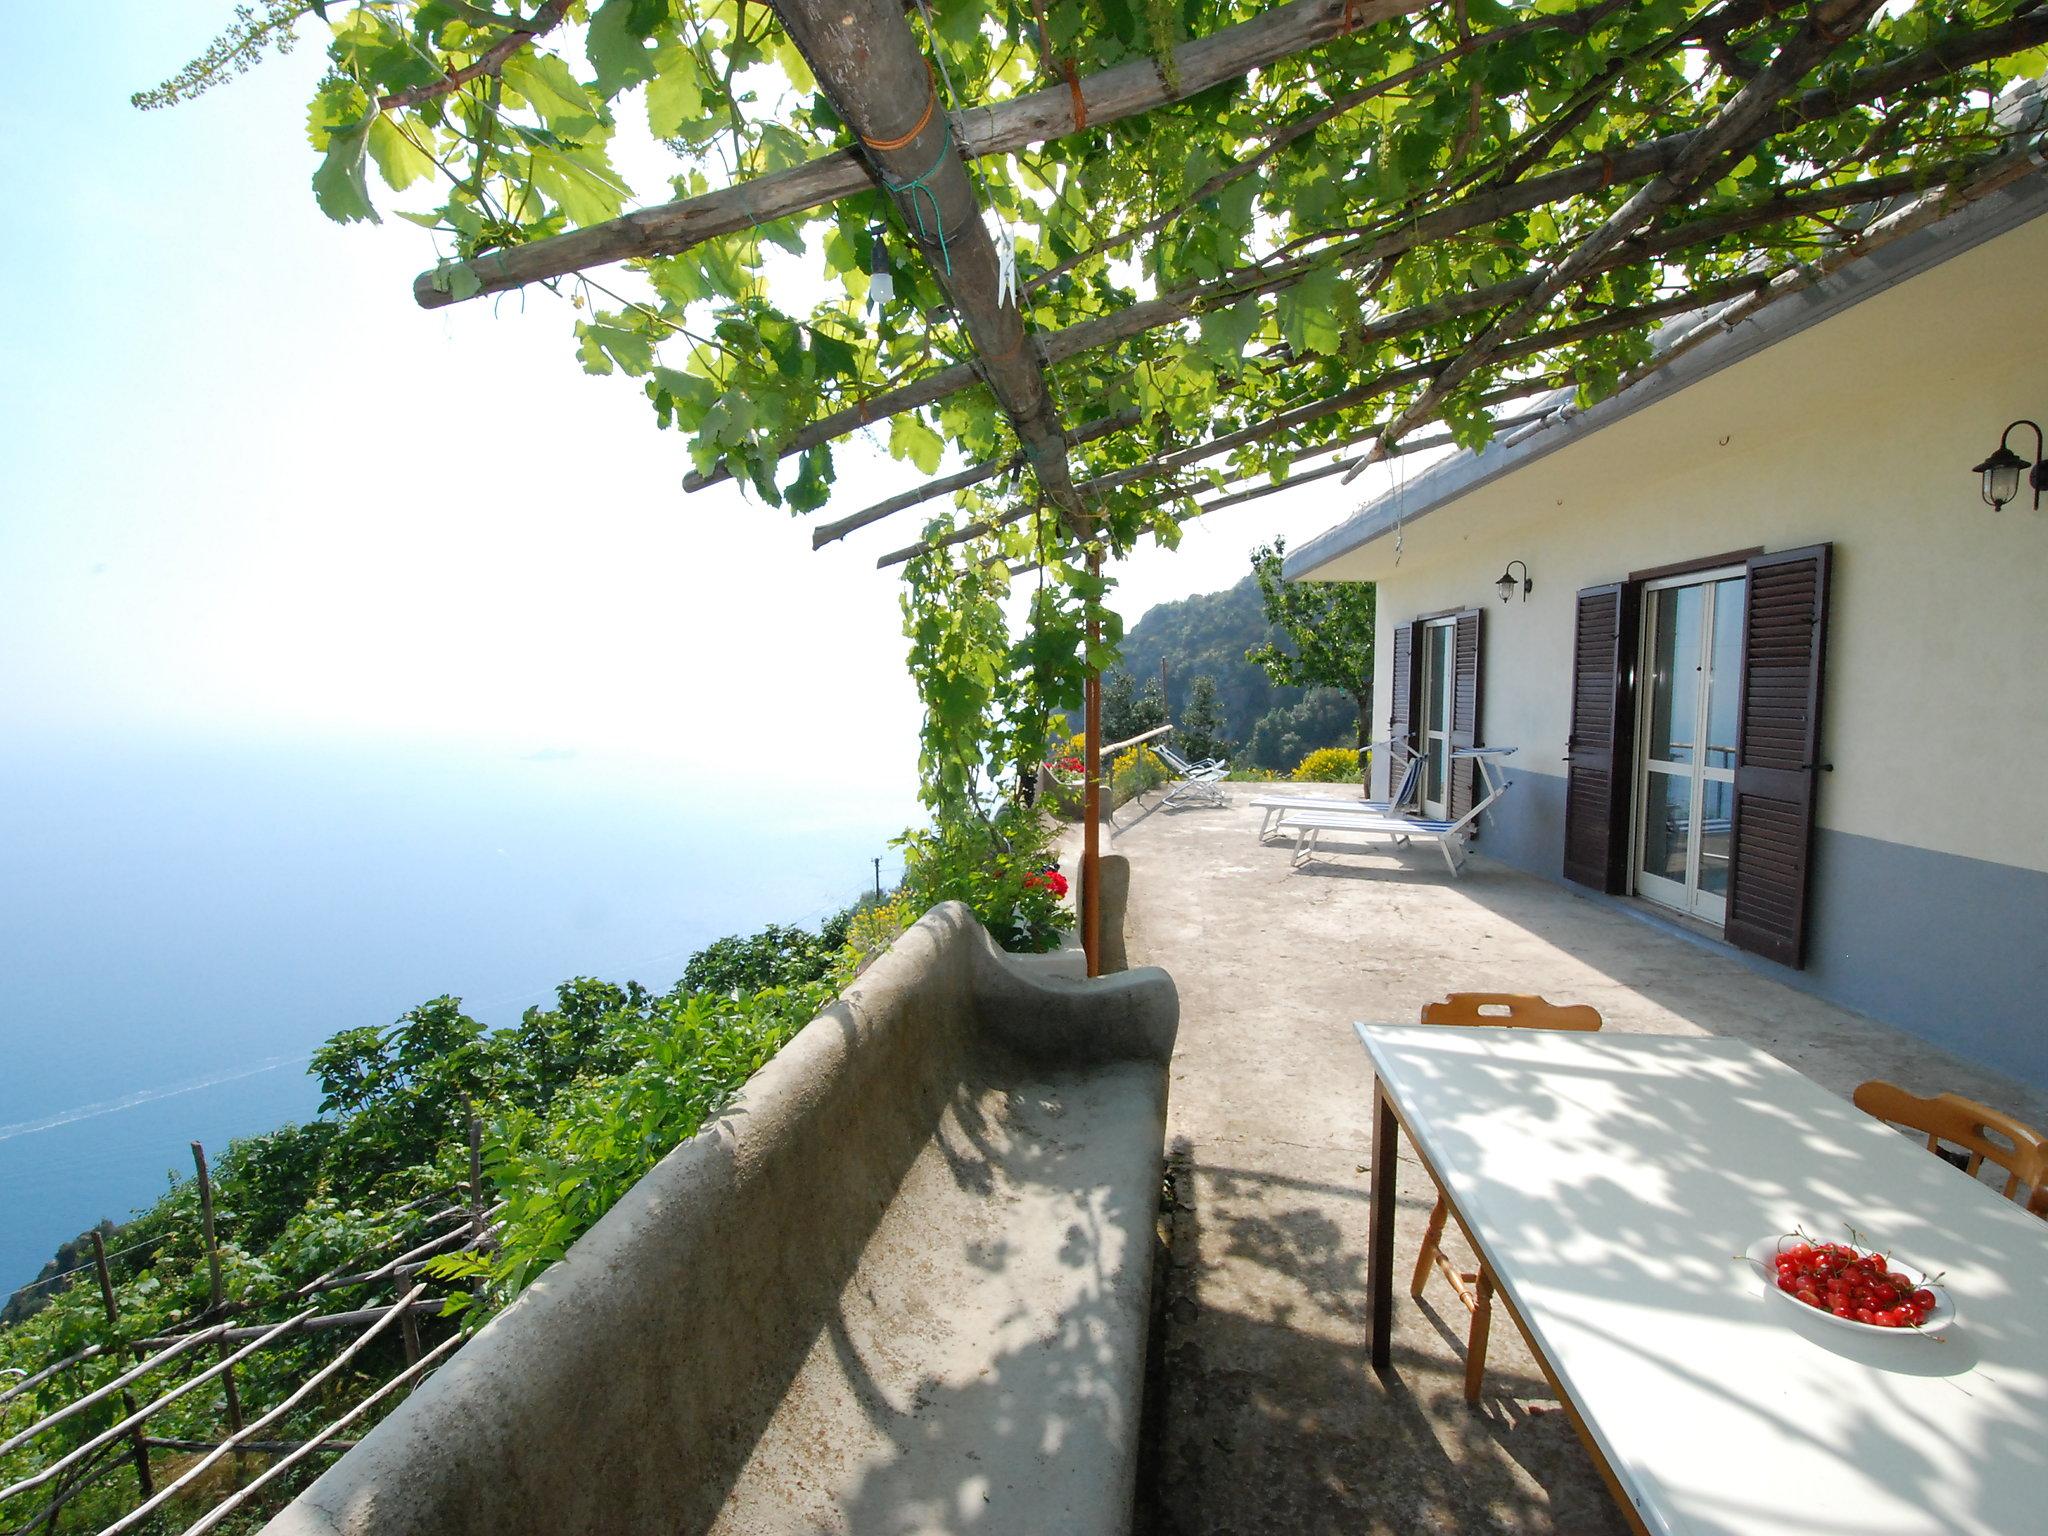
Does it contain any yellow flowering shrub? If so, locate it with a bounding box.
[1291,746,1363,783]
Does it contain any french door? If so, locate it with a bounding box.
[1418,617,1457,819]
[1633,571,1746,924]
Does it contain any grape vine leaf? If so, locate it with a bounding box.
[312,116,379,224]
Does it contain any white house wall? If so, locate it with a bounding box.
[1322,212,2048,1085]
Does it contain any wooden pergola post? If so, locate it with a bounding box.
[1082,546,1103,979]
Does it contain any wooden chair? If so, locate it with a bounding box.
[1412,993,1604,1404]
[1418,993,1604,1031]
[1852,1080,2048,1217]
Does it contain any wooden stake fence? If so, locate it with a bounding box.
[0,1156,500,1536]
[189,1144,247,1485]
[87,1233,152,1503]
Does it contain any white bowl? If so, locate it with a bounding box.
[1744,1234,1956,1339]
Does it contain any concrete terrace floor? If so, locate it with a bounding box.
[1098,784,2048,1536]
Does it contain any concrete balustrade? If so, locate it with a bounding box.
[265,901,1178,1536]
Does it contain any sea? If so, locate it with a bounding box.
[0,735,917,1297]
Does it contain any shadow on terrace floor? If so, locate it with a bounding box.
[1102,787,2044,1535]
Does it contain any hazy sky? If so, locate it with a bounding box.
[1,5,1409,784]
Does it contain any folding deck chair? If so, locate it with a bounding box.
[1154,741,1229,809]
[1276,747,1515,877]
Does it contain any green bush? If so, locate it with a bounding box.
[897,803,1074,954]
[446,982,829,1304]
[682,923,840,995]
[845,894,917,972]
[1110,744,1169,804]
[1292,746,1363,783]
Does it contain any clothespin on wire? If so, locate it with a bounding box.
[995,223,1019,310]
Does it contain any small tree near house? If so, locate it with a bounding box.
[1246,539,1376,773]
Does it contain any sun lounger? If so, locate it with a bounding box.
[1276,748,1514,877]
[1250,748,1420,841]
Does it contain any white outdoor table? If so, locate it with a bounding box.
[1356,1024,2048,1536]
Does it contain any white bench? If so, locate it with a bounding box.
[265,905,1178,1536]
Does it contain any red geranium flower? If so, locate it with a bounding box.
[1023,867,1070,898]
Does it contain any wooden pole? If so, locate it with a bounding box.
[467,1111,486,1244]
[767,0,1084,525]
[192,1143,247,1483]
[139,1436,360,1455]
[1082,547,1103,979]
[134,1300,445,1352]
[88,1231,153,1501]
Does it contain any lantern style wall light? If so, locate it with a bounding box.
[1972,419,2045,511]
[1495,559,1532,603]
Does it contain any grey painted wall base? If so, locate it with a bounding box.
[1478,765,2048,1091]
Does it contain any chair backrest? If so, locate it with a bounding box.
[1419,993,1603,1031]
[1852,1080,2048,1216]
[1386,753,1422,811]
[1155,742,1194,775]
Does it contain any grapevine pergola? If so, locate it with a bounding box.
[150,0,2048,972]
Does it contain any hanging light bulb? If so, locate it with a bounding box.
[869,231,895,310]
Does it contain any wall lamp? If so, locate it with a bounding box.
[1495,559,1532,603]
[1972,419,2045,511]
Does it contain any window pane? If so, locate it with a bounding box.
[1424,624,1452,734]
[1699,778,1734,898]
[1705,578,1746,771]
[1647,586,1704,765]
[1642,771,1691,886]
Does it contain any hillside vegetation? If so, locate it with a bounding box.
[1101,574,1359,770]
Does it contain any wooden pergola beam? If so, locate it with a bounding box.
[1357,0,1888,468]
[684,8,2048,494]
[873,399,1556,569]
[1153,119,2048,541]
[1622,136,2048,392]
[415,0,1427,310]
[1062,274,1773,504]
[768,0,1083,520]
[811,408,1138,550]
[798,157,1994,543]
[871,268,1793,569]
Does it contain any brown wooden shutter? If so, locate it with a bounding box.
[1448,609,1483,822]
[1724,544,1832,968]
[1387,620,1418,803]
[1563,582,1640,892]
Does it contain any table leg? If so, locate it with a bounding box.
[1370,1080,1397,1371]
